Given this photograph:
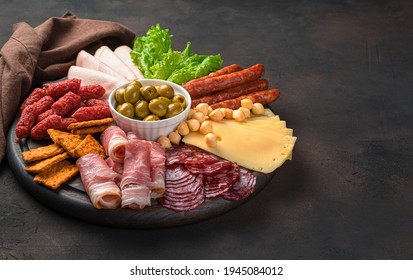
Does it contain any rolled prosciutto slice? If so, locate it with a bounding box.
[77,153,122,209]
[100,126,128,163]
[148,141,166,198]
[120,139,152,210]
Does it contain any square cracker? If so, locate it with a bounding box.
[71,124,109,135]
[33,160,79,190]
[25,152,69,173]
[22,143,65,163]
[47,129,84,156]
[67,118,114,130]
[72,134,106,158]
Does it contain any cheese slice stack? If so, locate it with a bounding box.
[182,109,297,174]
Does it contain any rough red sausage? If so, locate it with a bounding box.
[51,92,82,116]
[20,88,47,111]
[84,98,108,107]
[77,84,106,100]
[182,64,243,88]
[15,96,55,140]
[71,105,111,122]
[210,89,280,110]
[183,64,264,97]
[44,78,81,100]
[191,79,269,108]
[30,114,63,141]
[37,109,54,123]
[61,117,78,131]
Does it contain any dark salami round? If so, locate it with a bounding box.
[52,92,82,116]
[221,168,257,201]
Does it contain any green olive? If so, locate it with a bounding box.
[158,96,171,105]
[132,80,143,88]
[116,102,135,118]
[135,100,150,119]
[124,84,140,104]
[143,114,160,121]
[148,98,168,117]
[115,87,126,104]
[157,84,174,99]
[171,94,187,108]
[165,103,183,118]
[140,85,158,101]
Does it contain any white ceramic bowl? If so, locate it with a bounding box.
[108,79,191,141]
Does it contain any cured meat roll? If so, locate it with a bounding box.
[100,126,128,162]
[148,141,166,198]
[120,139,152,210]
[77,153,122,209]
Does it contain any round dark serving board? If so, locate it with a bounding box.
[7,114,275,228]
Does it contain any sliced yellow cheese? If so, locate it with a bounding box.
[182,117,297,174]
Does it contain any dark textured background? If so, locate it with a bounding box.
[1,0,412,259]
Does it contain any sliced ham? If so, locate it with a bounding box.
[75,50,127,82]
[68,65,124,100]
[120,139,152,210]
[100,126,128,163]
[76,153,122,209]
[94,46,138,81]
[114,45,144,79]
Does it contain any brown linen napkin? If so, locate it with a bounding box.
[0,12,135,163]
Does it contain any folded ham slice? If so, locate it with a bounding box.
[75,50,127,82]
[114,45,144,79]
[94,46,138,81]
[100,126,128,163]
[68,65,124,100]
[120,139,152,210]
[77,153,122,209]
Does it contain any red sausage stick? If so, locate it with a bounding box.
[44,78,81,100]
[191,79,269,108]
[182,64,243,88]
[20,88,47,111]
[210,89,280,110]
[183,64,265,98]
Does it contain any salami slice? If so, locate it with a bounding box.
[221,168,256,201]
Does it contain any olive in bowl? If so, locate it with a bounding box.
[108,79,191,141]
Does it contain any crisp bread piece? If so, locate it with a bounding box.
[22,143,65,163]
[72,134,106,158]
[67,117,114,130]
[47,129,84,156]
[33,160,79,190]
[25,152,69,173]
[71,124,109,135]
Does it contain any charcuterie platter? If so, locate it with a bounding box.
[6,24,296,228]
[7,119,276,228]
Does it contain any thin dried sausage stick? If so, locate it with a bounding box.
[71,105,111,122]
[182,64,243,88]
[191,79,269,108]
[20,88,47,111]
[183,64,264,97]
[210,89,280,110]
[44,78,81,101]
[15,96,55,140]
[51,92,82,116]
[30,114,63,141]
